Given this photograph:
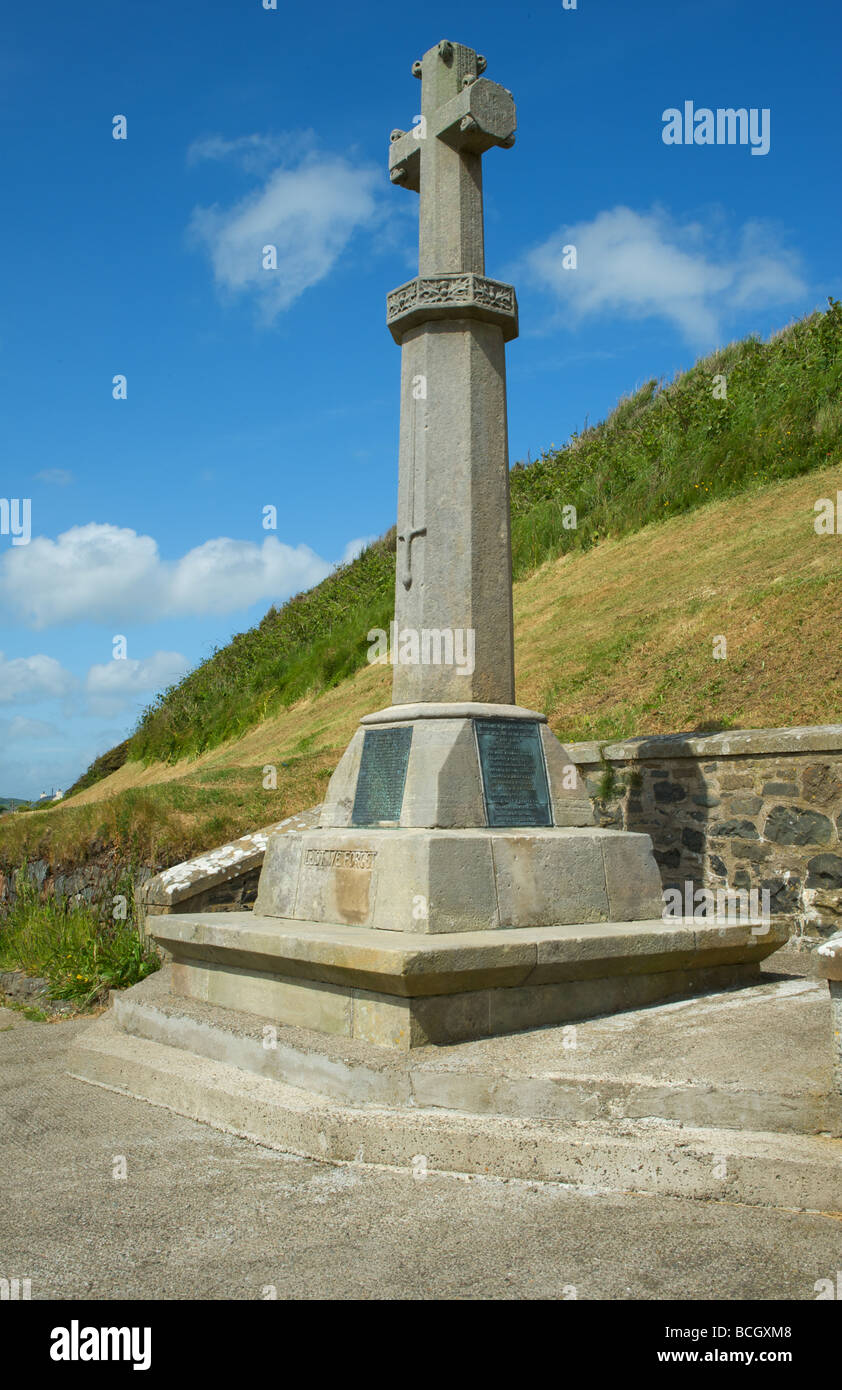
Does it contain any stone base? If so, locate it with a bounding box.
[254,825,665,934]
[148,910,787,1049]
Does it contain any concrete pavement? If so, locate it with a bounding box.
[1,1005,841,1300]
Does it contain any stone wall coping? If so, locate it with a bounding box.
[565,725,842,766]
[816,932,842,982]
[140,807,322,907]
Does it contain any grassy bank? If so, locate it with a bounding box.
[116,302,842,769]
[0,730,341,871]
[3,459,841,875]
[509,301,842,571]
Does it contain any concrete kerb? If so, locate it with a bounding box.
[816,932,842,1095]
[102,966,840,1136]
[69,998,842,1212]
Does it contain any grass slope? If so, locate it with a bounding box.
[3,461,840,874]
[120,301,842,768]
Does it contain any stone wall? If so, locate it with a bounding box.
[139,808,321,919]
[0,809,322,923]
[567,725,842,948]
[0,851,154,916]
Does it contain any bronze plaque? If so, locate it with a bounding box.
[351,726,413,826]
[475,719,552,827]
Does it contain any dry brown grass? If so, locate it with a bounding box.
[5,465,839,869]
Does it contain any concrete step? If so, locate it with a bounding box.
[105,968,840,1137]
[68,978,842,1212]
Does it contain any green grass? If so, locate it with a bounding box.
[0,756,338,880]
[56,298,842,776]
[509,300,842,572]
[0,872,161,1008]
[63,739,131,800]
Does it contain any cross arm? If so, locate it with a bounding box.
[388,76,516,190]
[389,128,421,190]
[433,78,516,154]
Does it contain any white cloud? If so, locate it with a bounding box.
[168,535,329,616]
[187,131,317,174]
[188,141,381,319]
[2,525,158,628]
[339,535,377,566]
[521,206,807,345]
[0,652,76,704]
[84,651,191,717]
[0,523,331,628]
[35,469,74,486]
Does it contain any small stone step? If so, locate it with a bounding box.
[68,1002,842,1212]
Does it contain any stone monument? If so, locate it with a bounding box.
[140,39,784,1049]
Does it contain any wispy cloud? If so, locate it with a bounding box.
[520,205,807,345]
[34,469,74,486]
[188,130,382,320]
[187,130,318,175]
[0,647,194,720]
[0,652,75,704]
[0,715,59,740]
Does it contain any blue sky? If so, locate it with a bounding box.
[1,0,839,798]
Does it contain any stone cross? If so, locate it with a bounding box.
[387,40,519,705]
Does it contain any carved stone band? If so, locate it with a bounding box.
[386,273,519,343]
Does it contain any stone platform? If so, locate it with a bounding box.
[211,691,790,1050]
[146,908,786,1049]
[68,966,842,1210]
